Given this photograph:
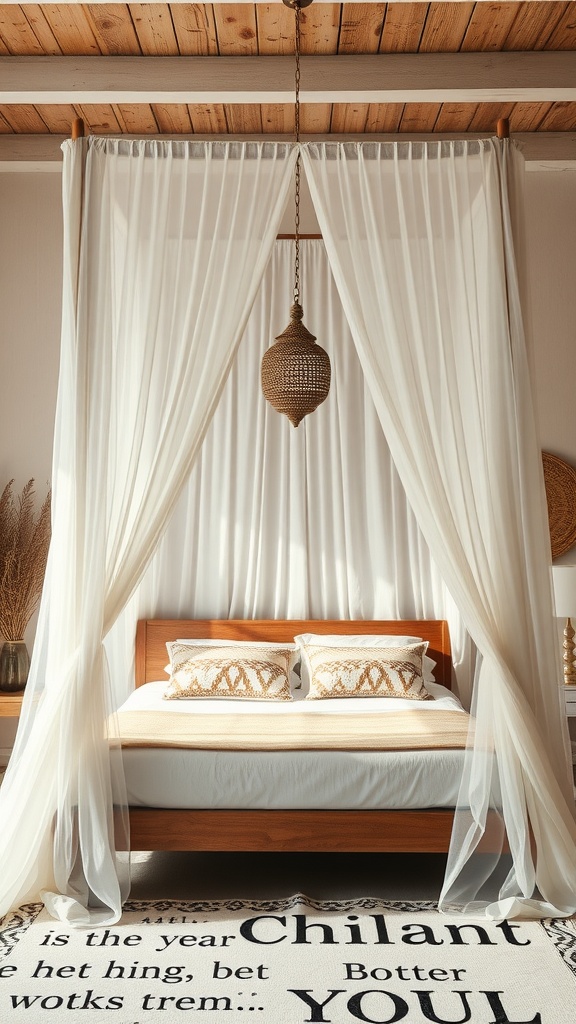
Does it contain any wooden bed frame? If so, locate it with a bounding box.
[124,618,498,854]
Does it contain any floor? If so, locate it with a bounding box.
[128,850,513,904]
[129,850,449,902]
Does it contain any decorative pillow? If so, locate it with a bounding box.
[164,641,296,701]
[294,633,436,688]
[297,640,432,701]
[175,638,302,689]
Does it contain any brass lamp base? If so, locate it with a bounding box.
[562,617,576,686]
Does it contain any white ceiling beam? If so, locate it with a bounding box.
[1,52,575,104]
[1,134,575,165]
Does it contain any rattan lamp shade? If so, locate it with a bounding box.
[542,452,576,559]
[261,303,331,428]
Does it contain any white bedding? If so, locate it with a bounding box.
[118,681,467,810]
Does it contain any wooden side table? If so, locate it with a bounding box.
[0,692,24,718]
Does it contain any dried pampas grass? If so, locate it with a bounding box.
[0,479,51,642]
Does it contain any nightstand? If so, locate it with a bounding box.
[565,686,576,719]
[0,692,24,718]
[565,689,576,787]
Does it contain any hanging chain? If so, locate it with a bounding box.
[293,0,301,307]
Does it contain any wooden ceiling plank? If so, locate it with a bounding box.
[39,4,103,56]
[114,102,160,133]
[545,3,576,49]
[330,101,370,131]
[365,100,404,131]
[399,101,442,131]
[214,4,258,56]
[151,102,193,132]
[419,1,475,53]
[0,103,50,133]
[256,3,295,56]
[379,2,428,53]
[34,102,80,134]
[338,3,386,54]
[433,99,478,130]
[87,4,142,55]
[503,2,569,51]
[171,3,219,55]
[17,6,62,56]
[538,100,576,129]
[225,101,263,132]
[74,102,123,133]
[466,98,515,130]
[299,102,332,133]
[0,107,13,133]
[509,100,552,131]
[0,5,51,55]
[188,102,229,133]
[130,3,179,55]
[111,102,129,131]
[261,102,294,133]
[299,2,341,55]
[461,2,521,52]
[5,53,575,104]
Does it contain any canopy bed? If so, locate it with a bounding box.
[118,614,485,856]
[0,132,575,929]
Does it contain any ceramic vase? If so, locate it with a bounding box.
[0,640,30,692]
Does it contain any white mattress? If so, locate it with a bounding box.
[118,681,467,810]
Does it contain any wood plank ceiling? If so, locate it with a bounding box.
[0,2,575,137]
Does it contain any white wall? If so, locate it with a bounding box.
[0,169,62,488]
[525,167,576,470]
[1,159,575,756]
[0,168,62,757]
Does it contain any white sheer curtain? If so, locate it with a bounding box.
[303,139,576,918]
[3,137,573,927]
[0,138,296,925]
[107,239,471,705]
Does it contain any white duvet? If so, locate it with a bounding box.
[117,681,467,810]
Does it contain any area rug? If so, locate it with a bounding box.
[1,895,575,1023]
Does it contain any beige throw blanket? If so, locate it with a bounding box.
[116,708,471,751]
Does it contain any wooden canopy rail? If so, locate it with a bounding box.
[124,617,505,856]
[70,117,511,145]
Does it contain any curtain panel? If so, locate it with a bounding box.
[0,139,296,925]
[302,139,576,918]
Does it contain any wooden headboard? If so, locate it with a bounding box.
[135,619,453,690]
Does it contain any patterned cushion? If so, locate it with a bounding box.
[302,643,431,701]
[164,642,295,701]
[294,633,436,686]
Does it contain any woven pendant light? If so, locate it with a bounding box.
[262,301,331,428]
[261,0,331,428]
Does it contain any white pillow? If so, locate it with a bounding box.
[294,633,436,691]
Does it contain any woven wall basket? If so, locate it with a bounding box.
[542,451,576,559]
